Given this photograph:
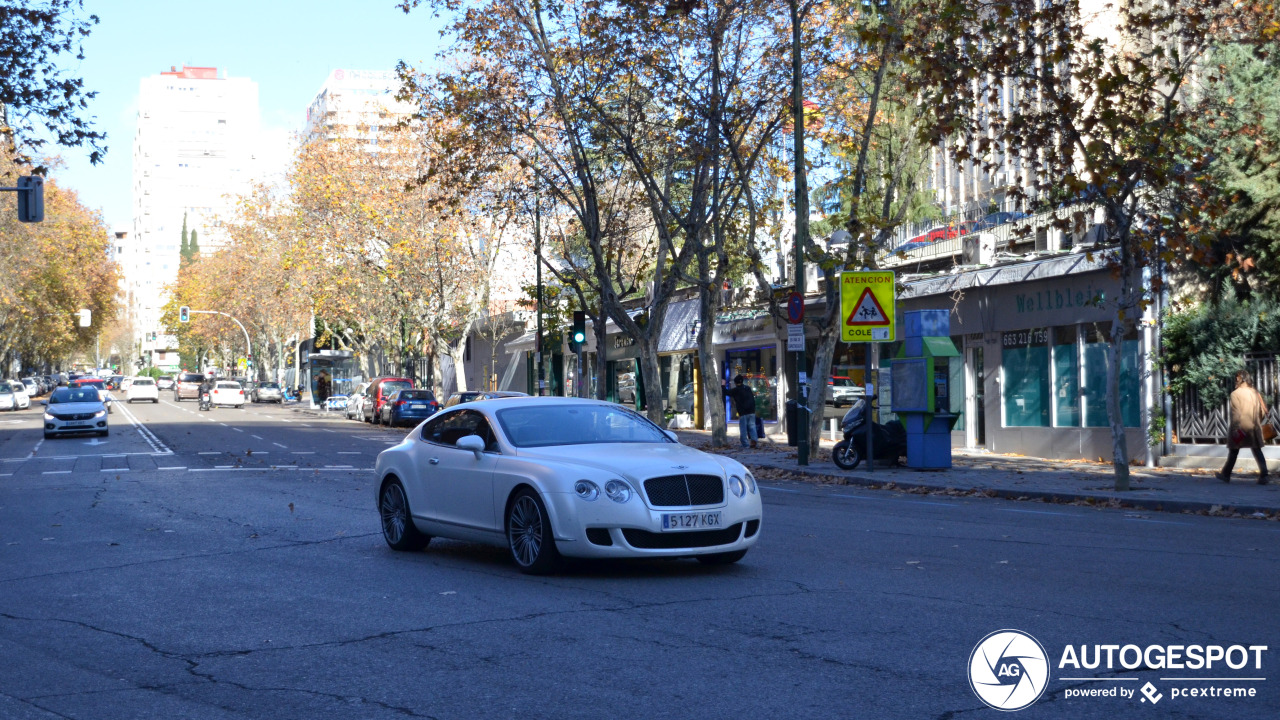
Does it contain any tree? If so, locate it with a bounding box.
[0,0,105,169]
[179,213,190,266]
[188,228,199,258]
[912,0,1267,489]
[1190,40,1280,303]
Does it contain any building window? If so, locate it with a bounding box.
[725,346,777,422]
[1001,328,1049,427]
[1081,324,1141,428]
[1052,326,1080,427]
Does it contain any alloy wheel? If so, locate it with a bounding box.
[380,483,408,545]
[508,495,543,567]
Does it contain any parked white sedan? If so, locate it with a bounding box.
[125,377,160,403]
[0,380,30,411]
[210,381,246,408]
[375,397,763,574]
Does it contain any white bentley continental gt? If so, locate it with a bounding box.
[375,397,763,574]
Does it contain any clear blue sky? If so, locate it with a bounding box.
[51,0,446,230]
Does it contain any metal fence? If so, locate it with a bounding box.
[1172,353,1280,444]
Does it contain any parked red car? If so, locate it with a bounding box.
[361,377,415,424]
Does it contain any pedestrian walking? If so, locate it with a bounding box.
[1218,371,1270,485]
[726,374,758,449]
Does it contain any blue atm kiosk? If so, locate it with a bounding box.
[891,310,960,469]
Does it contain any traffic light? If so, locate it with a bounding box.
[179,306,190,323]
[571,311,586,345]
[17,175,44,223]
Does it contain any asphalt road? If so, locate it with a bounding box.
[0,396,1277,719]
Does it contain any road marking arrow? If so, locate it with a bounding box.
[83,438,109,446]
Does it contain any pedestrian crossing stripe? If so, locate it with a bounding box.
[845,287,890,326]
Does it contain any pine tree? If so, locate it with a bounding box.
[189,228,199,258]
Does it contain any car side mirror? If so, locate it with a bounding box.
[456,434,486,460]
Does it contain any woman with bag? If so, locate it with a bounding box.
[1217,371,1270,485]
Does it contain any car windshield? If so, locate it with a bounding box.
[496,404,671,448]
[216,382,240,389]
[832,378,856,387]
[180,374,203,383]
[132,378,155,386]
[258,382,279,389]
[50,388,100,404]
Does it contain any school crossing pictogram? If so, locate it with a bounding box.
[846,287,890,326]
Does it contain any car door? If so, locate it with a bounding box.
[417,409,498,531]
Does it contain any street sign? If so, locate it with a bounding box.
[786,292,804,324]
[840,270,896,342]
[787,322,805,351]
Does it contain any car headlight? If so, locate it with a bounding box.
[574,480,600,501]
[93,410,107,418]
[604,479,632,503]
[44,412,55,421]
[729,475,746,498]
[744,470,757,494]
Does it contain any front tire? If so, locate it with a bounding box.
[506,489,560,575]
[696,549,747,565]
[379,478,430,551]
[832,440,862,470]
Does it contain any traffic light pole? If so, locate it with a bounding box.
[790,0,810,466]
[187,310,252,371]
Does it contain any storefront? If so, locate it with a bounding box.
[657,299,701,422]
[714,309,781,423]
[897,253,1150,460]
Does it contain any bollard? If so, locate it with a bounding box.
[829,417,838,441]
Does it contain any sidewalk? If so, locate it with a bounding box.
[287,403,1279,519]
[674,429,1280,520]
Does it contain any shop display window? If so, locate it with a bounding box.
[725,346,777,421]
[1082,324,1141,428]
[1001,328,1050,427]
[1053,326,1081,427]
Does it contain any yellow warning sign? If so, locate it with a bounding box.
[840,271,896,342]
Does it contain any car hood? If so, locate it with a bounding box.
[513,442,731,484]
[46,401,105,414]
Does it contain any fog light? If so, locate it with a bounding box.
[604,479,632,503]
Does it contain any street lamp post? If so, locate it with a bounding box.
[534,164,546,397]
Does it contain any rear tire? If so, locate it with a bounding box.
[832,440,862,470]
[696,549,747,565]
[506,488,560,575]
[379,478,430,551]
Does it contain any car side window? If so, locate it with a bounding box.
[421,410,498,452]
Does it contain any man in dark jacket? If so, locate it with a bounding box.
[727,374,758,448]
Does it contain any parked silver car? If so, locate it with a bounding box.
[251,381,284,403]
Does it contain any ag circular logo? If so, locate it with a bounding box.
[968,629,1050,711]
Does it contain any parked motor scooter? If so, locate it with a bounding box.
[831,397,907,470]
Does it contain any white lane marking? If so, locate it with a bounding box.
[324,465,353,469]
[337,451,361,455]
[113,401,172,454]
[272,465,298,469]
[102,454,127,458]
[272,443,287,449]
[249,451,268,454]
[299,423,311,427]
[28,437,44,458]
[232,428,244,433]
[198,452,221,455]
[1126,518,1193,526]
[100,468,129,472]
[219,423,228,427]
[215,465,235,469]
[251,435,263,440]
[157,466,187,470]
[318,467,374,472]
[42,470,71,475]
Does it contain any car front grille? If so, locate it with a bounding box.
[53,412,96,421]
[643,474,724,507]
[621,523,744,549]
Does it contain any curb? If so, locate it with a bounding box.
[746,459,1280,519]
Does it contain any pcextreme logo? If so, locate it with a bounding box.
[968,630,1050,711]
[968,630,1269,711]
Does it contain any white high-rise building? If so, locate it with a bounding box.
[304,69,414,141]
[128,65,260,353]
